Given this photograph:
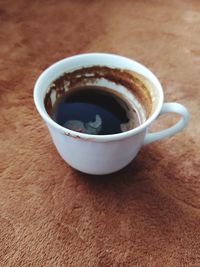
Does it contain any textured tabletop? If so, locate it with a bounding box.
[0,0,200,266]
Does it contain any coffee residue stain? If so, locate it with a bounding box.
[44,66,153,119]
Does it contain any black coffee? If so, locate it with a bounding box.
[51,86,140,135]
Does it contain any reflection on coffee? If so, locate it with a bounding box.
[51,86,140,135]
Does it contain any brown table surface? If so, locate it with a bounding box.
[1,0,200,266]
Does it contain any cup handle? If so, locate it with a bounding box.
[143,102,189,145]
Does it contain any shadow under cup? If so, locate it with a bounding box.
[44,65,159,133]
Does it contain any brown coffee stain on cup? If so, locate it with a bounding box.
[44,66,154,120]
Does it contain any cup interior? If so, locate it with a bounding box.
[34,53,163,139]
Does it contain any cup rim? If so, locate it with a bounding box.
[34,53,164,142]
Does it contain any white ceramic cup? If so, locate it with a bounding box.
[34,53,189,175]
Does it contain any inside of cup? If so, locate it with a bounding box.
[44,65,159,125]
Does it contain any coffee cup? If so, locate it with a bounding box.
[34,53,189,175]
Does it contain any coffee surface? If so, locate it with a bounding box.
[51,86,140,135]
